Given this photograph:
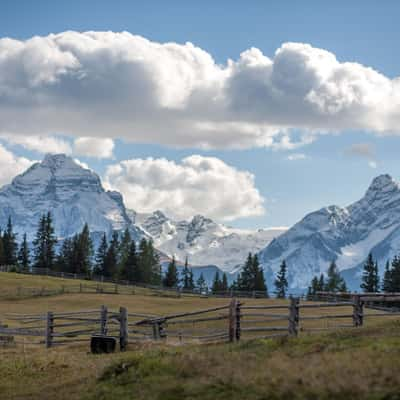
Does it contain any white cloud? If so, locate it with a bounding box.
[368,160,378,169]
[0,32,400,149]
[104,155,265,221]
[345,142,378,169]
[287,153,307,161]
[0,144,34,187]
[73,137,114,159]
[0,134,72,155]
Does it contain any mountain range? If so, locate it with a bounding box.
[0,153,399,292]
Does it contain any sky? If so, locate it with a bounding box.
[0,0,400,228]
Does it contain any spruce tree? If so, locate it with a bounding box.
[196,272,206,292]
[120,240,138,282]
[55,237,74,273]
[3,216,18,265]
[118,228,132,275]
[383,260,393,293]
[181,257,191,290]
[325,260,347,292]
[188,269,195,290]
[274,260,288,298]
[212,271,222,293]
[18,233,30,272]
[33,213,57,269]
[163,256,178,287]
[221,273,228,293]
[0,232,5,265]
[73,223,93,276]
[103,231,119,278]
[253,254,267,294]
[361,253,380,292]
[390,256,400,291]
[94,233,108,276]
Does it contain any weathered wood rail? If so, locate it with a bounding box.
[2,293,400,349]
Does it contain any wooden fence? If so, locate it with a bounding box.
[1,293,400,349]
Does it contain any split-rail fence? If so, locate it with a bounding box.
[1,293,400,349]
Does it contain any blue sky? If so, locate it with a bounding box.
[0,1,399,228]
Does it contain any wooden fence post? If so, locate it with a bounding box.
[119,307,128,351]
[100,305,108,335]
[229,298,238,342]
[152,321,161,340]
[235,301,241,341]
[352,295,363,327]
[288,297,299,336]
[46,311,54,348]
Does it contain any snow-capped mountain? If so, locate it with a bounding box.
[0,154,143,242]
[129,210,286,271]
[259,174,400,290]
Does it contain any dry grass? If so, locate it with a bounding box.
[2,272,400,399]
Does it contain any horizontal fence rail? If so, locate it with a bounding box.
[1,293,400,350]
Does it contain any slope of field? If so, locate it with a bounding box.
[1,321,400,400]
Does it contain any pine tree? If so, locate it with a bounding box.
[18,233,30,272]
[33,213,57,270]
[73,223,93,276]
[0,232,5,265]
[212,271,222,294]
[361,253,380,292]
[274,260,288,298]
[383,260,393,293]
[221,273,228,293]
[103,231,119,278]
[3,216,18,265]
[55,237,74,273]
[188,269,195,290]
[253,254,267,294]
[325,260,347,292]
[318,273,325,292]
[196,272,206,292]
[118,228,132,276]
[163,256,178,287]
[181,257,191,290]
[120,240,138,282]
[390,256,400,292]
[94,233,108,276]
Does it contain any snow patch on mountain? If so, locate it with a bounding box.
[129,209,286,271]
[259,174,400,290]
[0,154,143,241]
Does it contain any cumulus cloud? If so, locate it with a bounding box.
[287,153,307,161]
[73,137,114,158]
[104,155,265,221]
[0,144,34,187]
[0,32,399,149]
[0,134,72,155]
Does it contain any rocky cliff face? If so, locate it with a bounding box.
[0,154,143,241]
[259,174,400,290]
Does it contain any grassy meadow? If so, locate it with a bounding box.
[1,272,400,400]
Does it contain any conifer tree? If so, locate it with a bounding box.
[0,232,5,265]
[318,273,325,292]
[55,237,74,273]
[253,254,267,294]
[73,223,93,276]
[118,228,132,274]
[212,271,222,293]
[361,253,380,292]
[390,256,400,292]
[188,269,195,290]
[221,272,228,293]
[3,216,18,265]
[120,240,138,282]
[274,260,288,298]
[18,233,30,272]
[33,212,57,269]
[196,272,206,292]
[383,260,393,293]
[94,233,108,275]
[103,231,119,278]
[325,260,347,292]
[181,257,191,290]
[163,256,178,287]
